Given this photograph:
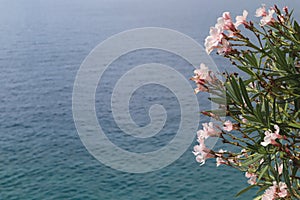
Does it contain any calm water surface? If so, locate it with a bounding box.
[0,0,299,199]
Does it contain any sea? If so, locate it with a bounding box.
[0,0,299,199]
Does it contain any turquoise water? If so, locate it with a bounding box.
[1,0,299,199]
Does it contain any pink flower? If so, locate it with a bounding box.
[262,184,276,200]
[235,10,248,28]
[223,120,233,131]
[261,125,281,146]
[193,139,214,166]
[245,172,257,185]
[215,149,226,156]
[278,182,288,198]
[194,86,207,94]
[203,122,221,137]
[197,122,220,139]
[191,63,212,93]
[204,27,223,54]
[216,149,227,167]
[195,154,205,165]
[260,9,275,26]
[255,5,275,26]
[217,39,232,55]
[222,12,231,21]
[193,144,203,156]
[262,182,288,200]
[196,135,205,146]
[195,153,214,166]
[283,6,288,14]
[196,129,206,139]
[205,11,238,55]
[216,12,235,31]
[216,157,227,167]
[255,4,267,17]
[193,63,210,81]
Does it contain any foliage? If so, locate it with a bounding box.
[192,4,300,200]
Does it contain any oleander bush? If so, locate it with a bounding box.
[191,4,300,200]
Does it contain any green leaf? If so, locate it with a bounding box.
[294,21,300,40]
[204,109,227,117]
[244,51,259,68]
[241,154,264,167]
[237,65,256,77]
[292,166,298,182]
[224,82,240,104]
[208,97,227,105]
[266,40,288,71]
[283,161,293,195]
[256,185,271,195]
[257,147,267,154]
[263,98,270,128]
[243,115,261,123]
[254,103,264,124]
[274,74,300,84]
[235,185,256,197]
[229,76,244,105]
[269,164,279,182]
[257,165,269,182]
[239,78,254,111]
[287,122,300,129]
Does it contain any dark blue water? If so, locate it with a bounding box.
[1,0,299,199]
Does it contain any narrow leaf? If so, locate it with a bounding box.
[257,165,269,182]
[235,185,256,197]
[239,78,254,111]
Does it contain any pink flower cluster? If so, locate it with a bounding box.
[204,10,248,55]
[197,122,221,139]
[191,63,218,94]
[245,172,257,185]
[223,120,233,132]
[193,137,214,166]
[205,5,279,55]
[262,182,288,200]
[255,4,275,26]
[216,149,227,166]
[193,122,221,165]
[190,63,210,93]
[195,4,295,199]
[261,125,282,146]
[193,121,239,166]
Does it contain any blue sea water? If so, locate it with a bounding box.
[1,0,300,199]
